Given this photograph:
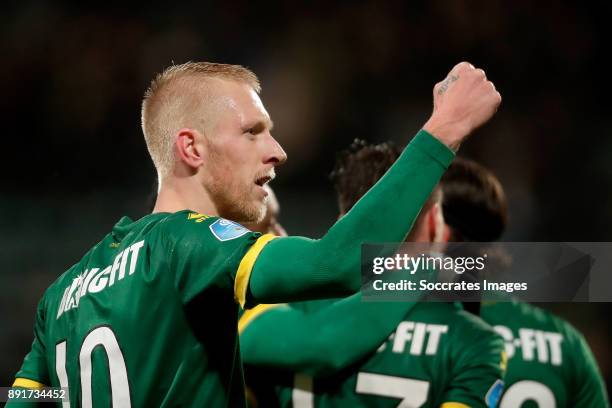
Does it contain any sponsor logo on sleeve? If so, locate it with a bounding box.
[485,379,504,408]
[209,218,249,241]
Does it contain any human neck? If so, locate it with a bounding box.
[152,175,218,216]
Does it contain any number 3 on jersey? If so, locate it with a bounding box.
[56,326,131,408]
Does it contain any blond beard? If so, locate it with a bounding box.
[206,178,266,224]
[203,138,267,224]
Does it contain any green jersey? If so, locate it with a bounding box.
[481,301,609,408]
[13,211,269,407]
[11,129,455,407]
[275,302,506,408]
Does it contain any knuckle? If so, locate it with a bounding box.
[453,61,472,72]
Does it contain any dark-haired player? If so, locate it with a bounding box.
[440,159,609,408]
[240,143,506,408]
[243,157,608,408]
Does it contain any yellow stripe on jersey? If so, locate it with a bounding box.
[12,378,46,388]
[235,234,278,308]
[238,303,286,334]
[238,303,285,334]
[500,350,508,372]
[440,403,471,408]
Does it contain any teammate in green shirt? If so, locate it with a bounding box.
[241,157,609,408]
[239,147,506,408]
[10,61,502,407]
[481,301,608,407]
[440,159,610,408]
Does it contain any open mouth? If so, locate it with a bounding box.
[255,175,273,187]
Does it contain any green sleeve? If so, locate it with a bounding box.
[248,130,454,307]
[571,330,610,407]
[12,295,50,387]
[9,295,52,407]
[239,295,418,378]
[443,315,506,408]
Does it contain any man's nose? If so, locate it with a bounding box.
[264,134,287,166]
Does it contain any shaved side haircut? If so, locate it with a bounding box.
[141,62,260,176]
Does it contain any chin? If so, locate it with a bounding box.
[227,201,265,225]
[246,203,267,224]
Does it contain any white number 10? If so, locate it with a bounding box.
[56,326,131,408]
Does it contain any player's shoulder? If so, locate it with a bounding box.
[413,302,492,328]
[453,305,500,340]
[42,214,168,307]
[157,211,256,243]
[412,302,500,342]
[484,301,592,359]
[522,304,588,349]
[486,300,577,337]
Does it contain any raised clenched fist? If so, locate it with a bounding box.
[423,62,502,151]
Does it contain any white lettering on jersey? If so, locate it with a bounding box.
[493,325,563,366]
[57,240,145,319]
[385,321,448,356]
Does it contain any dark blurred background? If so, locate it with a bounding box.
[1,0,610,392]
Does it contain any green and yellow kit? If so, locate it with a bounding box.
[481,300,609,408]
[242,301,506,408]
[11,130,455,407]
[13,212,272,406]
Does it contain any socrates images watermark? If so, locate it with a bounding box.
[369,252,528,294]
[362,242,608,302]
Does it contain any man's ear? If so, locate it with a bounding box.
[175,128,205,169]
[429,203,447,243]
[442,224,452,243]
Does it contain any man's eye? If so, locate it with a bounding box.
[245,123,264,135]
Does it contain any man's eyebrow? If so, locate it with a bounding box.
[243,118,274,132]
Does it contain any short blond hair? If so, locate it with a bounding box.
[141,61,260,176]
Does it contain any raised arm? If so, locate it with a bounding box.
[238,62,501,308]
